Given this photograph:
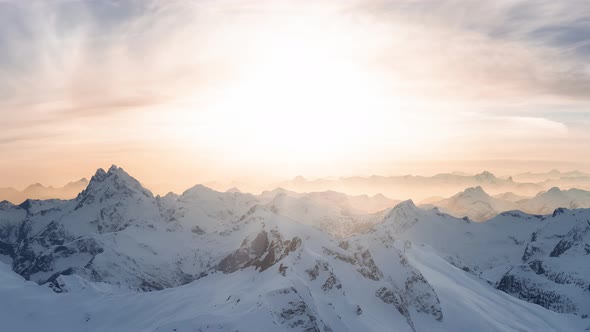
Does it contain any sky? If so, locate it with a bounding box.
[0,0,589,193]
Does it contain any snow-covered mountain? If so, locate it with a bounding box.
[2,246,586,332]
[273,171,544,201]
[258,188,396,237]
[379,201,590,318]
[420,186,518,221]
[426,186,590,221]
[493,191,531,202]
[1,165,589,331]
[519,187,590,215]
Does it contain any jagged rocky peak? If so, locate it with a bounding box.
[217,228,302,274]
[92,167,108,182]
[392,199,418,212]
[378,200,421,233]
[384,200,423,220]
[76,165,153,206]
[163,191,178,200]
[550,220,590,257]
[0,200,15,210]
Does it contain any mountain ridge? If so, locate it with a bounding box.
[0,166,589,331]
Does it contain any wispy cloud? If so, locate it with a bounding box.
[0,0,589,187]
[358,0,590,102]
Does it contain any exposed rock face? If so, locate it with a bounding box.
[306,261,343,293]
[376,287,417,332]
[494,212,590,317]
[497,268,578,315]
[217,229,302,273]
[266,287,333,332]
[549,220,590,257]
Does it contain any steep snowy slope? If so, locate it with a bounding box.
[405,246,586,332]
[0,205,446,331]
[378,201,590,317]
[1,247,586,332]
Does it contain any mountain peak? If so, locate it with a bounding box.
[462,186,488,197]
[474,171,498,184]
[547,187,562,194]
[394,199,417,210]
[67,178,89,185]
[77,165,153,207]
[24,183,45,191]
[93,168,108,182]
[378,199,422,234]
[0,200,15,209]
[182,184,216,197]
[91,165,122,181]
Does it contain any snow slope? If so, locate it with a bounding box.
[406,246,586,332]
[378,201,590,317]
[1,245,587,332]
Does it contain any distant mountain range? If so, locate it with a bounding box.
[512,169,590,183]
[5,169,590,206]
[272,170,590,202]
[0,165,589,331]
[422,186,590,221]
[0,179,88,204]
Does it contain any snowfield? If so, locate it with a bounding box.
[0,166,589,331]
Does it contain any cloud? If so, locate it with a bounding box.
[0,0,589,187]
[2,0,589,117]
[357,0,590,103]
[0,1,232,123]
